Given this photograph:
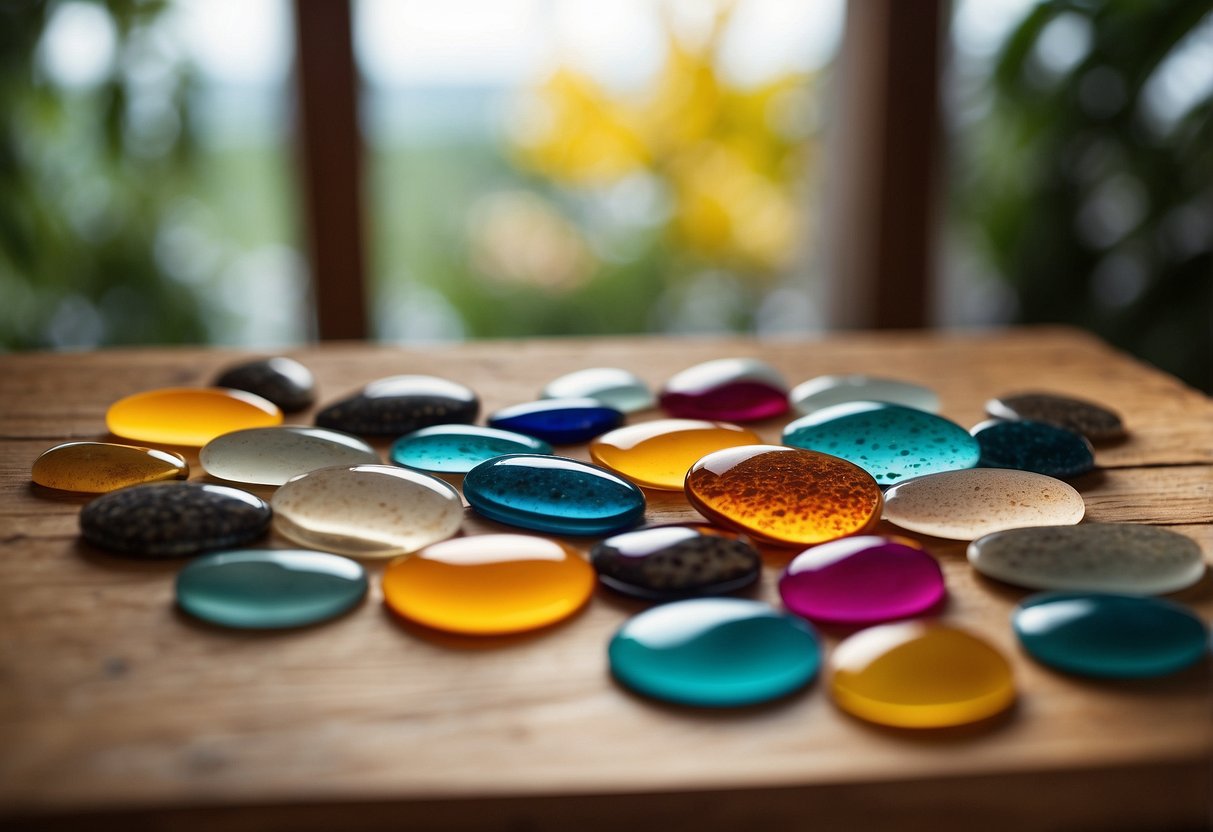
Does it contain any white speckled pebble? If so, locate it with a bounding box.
[883,468,1085,541]
[201,426,380,486]
[790,375,940,415]
[968,523,1205,594]
[272,464,463,557]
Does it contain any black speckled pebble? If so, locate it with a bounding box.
[215,357,315,413]
[986,392,1125,442]
[316,375,479,437]
[590,524,761,601]
[80,483,271,558]
[972,419,1095,479]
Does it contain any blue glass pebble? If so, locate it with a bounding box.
[464,454,645,535]
[390,424,552,474]
[488,398,625,444]
[609,598,821,707]
[782,402,980,485]
[176,549,367,629]
[1013,592,1209,679]
[971,419,1095,479]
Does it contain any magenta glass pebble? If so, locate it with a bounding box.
[659,358,789,422]
[778,536,946,626]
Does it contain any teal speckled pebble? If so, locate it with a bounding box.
[782,402,979,485]
[390,424,552,474]
[971,419,1095,479]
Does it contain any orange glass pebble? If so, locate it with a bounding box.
[685,445,881,547]
[31,441,188,493]
[382,534,595,635]
[589,419,761,491]
[106,387,282,447]
[829,621,1016,728]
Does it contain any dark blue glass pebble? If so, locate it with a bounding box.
[487,398,624,445]
[463,454,645,536]
[1013,592,1209,679]
[971,419,1095,479]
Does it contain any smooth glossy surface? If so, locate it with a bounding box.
[272,464,463,557]
[382,534,595,635]
[972,419,1095,479]
[488,398,624,444]
[684,445,882,546]
[830,622,1016,728]
[463,454,645,536]
[779,536,946,626]
[176,549,367,629]
[659,358,789,422]
[589,419,760,490]
[1014,592,1209,678]
[590,524,761,601]
[541,367,655,413]
[882,469,1085,541]
[790,374,940,415]
[106,387,282,447]
[390,424,552,474]
[80,482,270,557]
[609,598,821,707]
[783,402,979,485]
[213,356,315,413]
[986,392,1126,442]
[315,375,479,437]
[32,441,187,493]
[200,426,379,486]
[969,524,1205,594]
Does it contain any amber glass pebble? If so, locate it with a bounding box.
[32,441,188,493]
[382,534,595,635]
[107,387,282,447]
[685,445,882,546]
[589,419,761,490]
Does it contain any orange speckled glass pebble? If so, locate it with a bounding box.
[382,534,595,635]
[31,441,188,493]
[107,387,282,447]
[685,445,882,546]
[829,621,1016,729]
[589,419,761,490]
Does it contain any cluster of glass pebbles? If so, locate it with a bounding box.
[33,355,1210,727]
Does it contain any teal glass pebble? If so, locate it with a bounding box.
[390,424,552,474]
[782,401,980,485]
[463,454,646,535]
[609,598,821,707]
[1013,592,1209,679]
[176,549,367,629]
[971,419,1095,479]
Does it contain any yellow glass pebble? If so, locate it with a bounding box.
[589,419,761,490]
[829,621,1016,729]
[382,534,595,635]
[106,387,282,447]
[31,441,188,493]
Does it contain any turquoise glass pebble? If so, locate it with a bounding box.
[176,549,367,629]
[463,454,646,535]
[782,401,980,485]
[488,398,624,444]
[609,598,821,707]
[1013,592,1209,679]
[390,424,552,474]
[971,419,1095,479]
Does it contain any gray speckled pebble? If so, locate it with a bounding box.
[986,392,1125,442]
[80,482,271,558]
[316,375,479,437]
[968,523,1206,594]
[215,357,315,413]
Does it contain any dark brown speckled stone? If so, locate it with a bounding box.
[80,483,271,558]
[214,357,315,413]
[316,375,479,437]
[985,392,1125,442]
[591,524,761,601]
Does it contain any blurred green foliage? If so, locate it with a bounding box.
[958,0,1212,391]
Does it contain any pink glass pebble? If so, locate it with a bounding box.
[659,358,789,422]
[778,536,946,626]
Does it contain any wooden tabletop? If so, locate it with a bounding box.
[2,327,1211,831]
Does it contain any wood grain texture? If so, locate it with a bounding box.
[0,327,1210,830]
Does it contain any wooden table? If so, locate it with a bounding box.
[2,327,1211,831]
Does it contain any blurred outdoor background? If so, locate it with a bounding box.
[0,0,1209,390]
